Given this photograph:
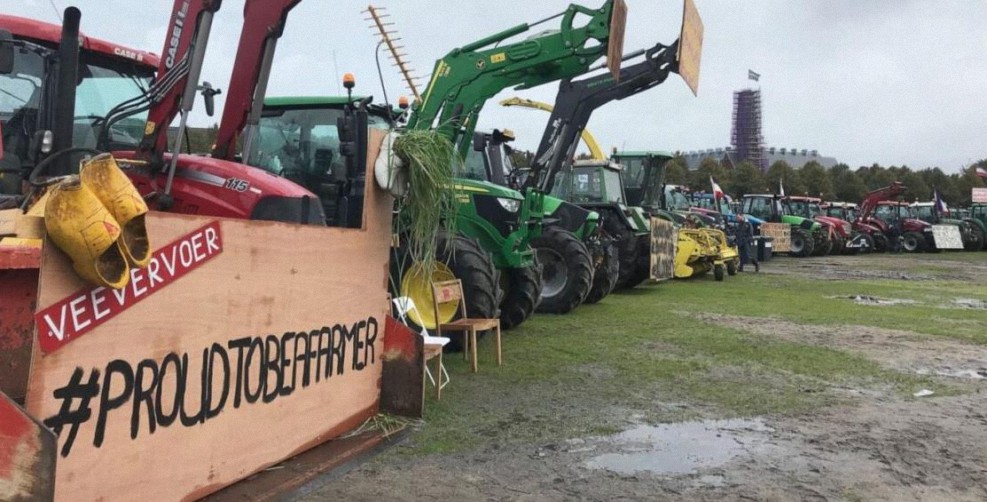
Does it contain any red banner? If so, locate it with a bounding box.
[35,221,222,354]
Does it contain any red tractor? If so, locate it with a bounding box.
[855,183,934,252]
[1,1,341,225]
[785,195,867,254]
[822,201,888,253]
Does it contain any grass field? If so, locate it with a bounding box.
[407,253,986,455]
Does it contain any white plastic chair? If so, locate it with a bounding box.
[393,297,450,396]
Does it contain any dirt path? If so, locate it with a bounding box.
[299,255,987,501]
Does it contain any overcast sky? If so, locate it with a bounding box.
[7,0,986,172]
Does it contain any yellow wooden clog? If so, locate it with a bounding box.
[79,153,150,267]
[44,176,129,289]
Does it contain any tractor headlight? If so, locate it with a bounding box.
[496,197,521,213]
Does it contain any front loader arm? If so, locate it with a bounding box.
[211,0,302,161]
[858,181,906,222]
[407,0,626,158]
[139,0,223,161]
[524,39,679,193]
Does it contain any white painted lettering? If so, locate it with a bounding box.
[162,247,178,276]
[191,233,205,261]
[131,268,148,297]
[112,286,128,306]
[91,287,109,321]
[179,240,194,268]
[69,295,91,332]
[43,307,68,341]
[147,257,163,288]
[205,227,220,252]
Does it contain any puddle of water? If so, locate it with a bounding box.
[584,418,771,476]
[952,298,987,309]
[916,367,987,380]
[844,295,916,306]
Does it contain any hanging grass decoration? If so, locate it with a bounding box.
[392,129,461,275]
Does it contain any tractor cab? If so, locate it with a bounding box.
[247,96,395,228]
[553,159,626,205]
[0,14,156,195]
[610,150,673,210]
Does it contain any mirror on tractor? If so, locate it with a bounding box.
[472,131,488,153]
[0,31,14,74]
[337,73,371,185]
[198,82,221,117]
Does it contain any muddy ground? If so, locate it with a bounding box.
[299,255,987,502]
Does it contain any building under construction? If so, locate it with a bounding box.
[731,89,767,171]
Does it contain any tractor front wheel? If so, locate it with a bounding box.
[727,259,738,276]
[584,241,619,304]
[499,261,542,330]
[604,216,642,290]
[624,235,652,289]
[901,232,925,253]
[714,264,725,281]
[394,232,501,351]
[964,224,985,251]
[872,232,889,253]
[532,226,593,314]
[830,235,846,255]
[789,228,814,257]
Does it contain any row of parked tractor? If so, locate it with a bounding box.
[6,0,980,355]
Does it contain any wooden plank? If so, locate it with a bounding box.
[24,130,393,501]
[379,316,424,418]
[677,0,704,96]
[649,217,676,281]
[606,0,627,82]
[0,392,57,502]
[760,223,791,253]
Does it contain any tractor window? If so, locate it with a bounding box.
[912,205,933,219]
[1,46,45,192]
[745,197,772,220]
[874,205,895,223]
[621,157,645,189]
[808,203,823,216]
[666,189,691,210]
[461,147,489,181]
[602,168,624,204]
[563,167,607,203]
[73,56,153,150]
[788,200,807,216]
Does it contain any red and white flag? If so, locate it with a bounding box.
[976,166,987,179]
[710,176,724,199]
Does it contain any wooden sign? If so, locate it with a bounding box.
[931,225,963,250]
[760,223,791,253]
[25,131,393,500]
[677,0,704,96]
[607,0,628,83]
[649,217,676,281]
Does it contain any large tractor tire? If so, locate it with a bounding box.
[963,224,985,251]
[393,232,501,351]
[623,235,652,289]
[499,261,542,330]
[714,263,725,281]
[830,235,846,255]
[901,231,925,253]
[532,226,593,314]
[585,241,619,304]
[812,231,832,256]
[856,233,875,254]
[872,232,889,253]
[789,227,814,257]
[603,216,642,290]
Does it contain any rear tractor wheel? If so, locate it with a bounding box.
[901,232,925,253]
[499,261,542,330]
[584,240,619,304]
[532,226,593,314]
[394,233,501,351]
[789,228,814,257]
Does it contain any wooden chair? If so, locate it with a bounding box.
[392,297,450,400]
[432,279,502,373]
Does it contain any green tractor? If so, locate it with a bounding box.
[551,159,653,288]
[246,2,627,338]
[740,194,826,257]
[465,129,600,312]
[971,204,987,246]
[911,201,986,251]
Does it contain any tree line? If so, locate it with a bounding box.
[665,156,987,207]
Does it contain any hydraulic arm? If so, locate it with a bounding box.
[499,97,606,160]
[519,39,680,194]
[407,0,627,158]
[858,182,905,222]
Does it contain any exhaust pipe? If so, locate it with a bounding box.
[50,7,81,176]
